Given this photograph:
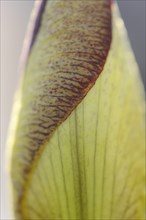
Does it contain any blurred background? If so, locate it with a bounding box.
[1,1,145,219]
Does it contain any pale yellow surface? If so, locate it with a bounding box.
[8,3,145,220]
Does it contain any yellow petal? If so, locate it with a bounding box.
[7,1,145,220]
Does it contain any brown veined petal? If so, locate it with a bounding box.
[7,1,145,220]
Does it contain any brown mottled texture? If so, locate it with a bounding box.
[11,0,111,217]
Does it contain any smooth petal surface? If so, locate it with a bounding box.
[8,1,145,220]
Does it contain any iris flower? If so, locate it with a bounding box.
[7,0,145,219]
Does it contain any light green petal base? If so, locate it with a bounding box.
[20,4,145,220]
[7,3,145,220]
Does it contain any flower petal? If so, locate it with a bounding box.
[8,1,145,220]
